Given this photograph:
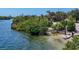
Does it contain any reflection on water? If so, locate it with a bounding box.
[0,20,64,50]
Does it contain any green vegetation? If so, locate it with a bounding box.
[12,9,78,35]
[12,15,49,35]
[51,17,75,32]
[0,16,12,20]
[47,11,67,22]
[68,9,79,22]
[67,18,75,32]
[52,22,64,32]
[63,36,79,50]
[11,9,79,50]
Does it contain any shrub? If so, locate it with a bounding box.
[63,36,79,50]
[52,22,64,32]
[12,16,49,35]
[66,17,76,32]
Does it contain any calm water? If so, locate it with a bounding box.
[0,20,30,50]
[0,20,64,50]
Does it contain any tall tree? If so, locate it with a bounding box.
[68,9,79,22]
[47,11,67,22]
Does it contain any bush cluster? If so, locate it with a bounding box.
[12,16,49,35]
